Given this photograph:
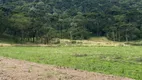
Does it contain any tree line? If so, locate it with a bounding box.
[0,0,142,43]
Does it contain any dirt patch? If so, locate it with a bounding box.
[0,57,133,80]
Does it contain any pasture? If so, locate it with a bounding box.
[0,46,142,80]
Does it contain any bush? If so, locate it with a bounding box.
[71,40,76,44]
[50,38,60,44]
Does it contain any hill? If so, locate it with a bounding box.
[0,0,142,43]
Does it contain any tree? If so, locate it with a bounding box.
[69,12,90,40]
[0,10,9,35]
[10,13,30,42]
[1,0,142,42]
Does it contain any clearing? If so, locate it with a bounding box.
[0,57,133,80]
[0,46,142,80]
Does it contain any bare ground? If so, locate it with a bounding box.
[0,57,134,80]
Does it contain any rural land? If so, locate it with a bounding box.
[0,0,142,80]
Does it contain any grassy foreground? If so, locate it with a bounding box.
[0,46,142,80]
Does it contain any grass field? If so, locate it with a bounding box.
[0,46,142,80]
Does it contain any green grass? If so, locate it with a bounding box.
[0,46,142,80]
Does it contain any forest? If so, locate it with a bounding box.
[0,0,142,43]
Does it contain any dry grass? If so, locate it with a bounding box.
[60,37,128,47]
[0,37,132,47]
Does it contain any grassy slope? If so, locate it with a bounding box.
[88,37,111,42]
[0,46,142,80]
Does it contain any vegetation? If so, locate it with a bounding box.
[0,0,142,43]
[0,1,142,80]
[0,46,142,80]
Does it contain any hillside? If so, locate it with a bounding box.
[0,0,142,43]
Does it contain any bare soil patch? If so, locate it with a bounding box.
[0,57,133,80]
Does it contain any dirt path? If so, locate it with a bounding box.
[0,57,133,80]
